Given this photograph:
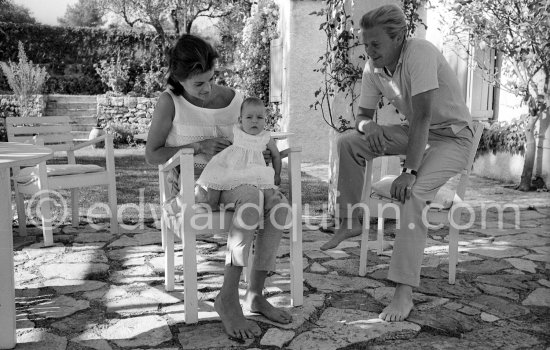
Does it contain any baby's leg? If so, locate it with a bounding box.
[263,189,285,211]
[203,189,221,212]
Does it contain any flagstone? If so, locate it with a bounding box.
[22,253,58,268]
[474,274,535,290]
[105,295,159,316]
[247,294,325,330]
[468,295,530,318]
[39,263,109,280]
[469,227,544,237]
[523,254,550,263]
[416,279,480,298]
[329,292,384,313]
[108,235,140,247]
[522,288,550,307]
[107,245,164,260]
[538,279,550,288]
[460,245,528,258]
[287,307,419,350]
[406,309,480,337]
[74,232,112,243]
[27,295,89,319]
[15,270,39,285]
[43,279,106,294]
[132,231,163,245]
[505,258,537,273]
[480,312,500,322]
[16,328,67,350]
[72,242,107,251]
[161,301,218,324]
[99,315,172,347]
[178,322,256,349]
[276,257,309,276]
[462,326,544,349]
[57,251,108,263]
[494,232,549,247]
[261,328,295,348]
[304,250,330,259]
[441,259,511,274]
[310,262,328,273]
[323,258,360,274]
[476,283,520,301]
[304,272,384,292]
[23,243,65,259]
[108,265,159,284]
[531,246,550,255]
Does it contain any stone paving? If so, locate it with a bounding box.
[11,175,550,350]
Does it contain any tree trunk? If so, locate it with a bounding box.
[518,114,538,191]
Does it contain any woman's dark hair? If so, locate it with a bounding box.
[166,34,219,96]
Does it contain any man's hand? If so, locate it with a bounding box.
[361,121,387,155]
[390,173,416,203]
[197,138,232,155]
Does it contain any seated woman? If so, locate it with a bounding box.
[145,34,292,340]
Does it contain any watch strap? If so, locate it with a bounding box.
[402,168,418,176]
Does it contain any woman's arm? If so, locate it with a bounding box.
[145,92,231,165]
[145,92,196,165]
[266,138,282,185]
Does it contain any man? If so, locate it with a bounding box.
[321,4,473,321]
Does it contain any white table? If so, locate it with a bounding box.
[0,142,53,349]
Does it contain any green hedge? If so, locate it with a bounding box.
[0,22,171,95]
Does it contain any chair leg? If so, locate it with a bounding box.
[164,217,175,292]
[377,217,384,254]
[36,164,53,247]
[183,222,198,324]
[448,207,463,285]
[71,189,79,227]
[290,215,303,307]
[359,211,370,277]
[14,187,27,236]
[108,181,118,234]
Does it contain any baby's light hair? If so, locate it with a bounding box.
[360,4,407,40]
[240,97,265,116]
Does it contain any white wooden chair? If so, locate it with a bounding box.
[6,116,118,246]
[158,137,303,324]
[358,122,484,284]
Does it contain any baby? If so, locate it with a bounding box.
[196,97,282,211]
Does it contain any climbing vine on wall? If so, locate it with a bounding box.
[310,0,426,132]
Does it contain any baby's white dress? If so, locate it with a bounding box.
[197,125,277,190]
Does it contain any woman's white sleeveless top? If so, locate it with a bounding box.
[164,88,244,170]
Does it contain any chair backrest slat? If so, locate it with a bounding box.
[6,116,75,151]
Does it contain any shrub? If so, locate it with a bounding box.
[0,41,49,117]
[477,116,528,156]
[94,53,130,95]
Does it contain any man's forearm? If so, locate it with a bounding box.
[405,90,435,170]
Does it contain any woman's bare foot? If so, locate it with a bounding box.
[214,293,261,339]
[320,228,362,250]
[244,292,292,324]
[379,284,414,322]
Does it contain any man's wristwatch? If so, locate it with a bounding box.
[402,168,418,176]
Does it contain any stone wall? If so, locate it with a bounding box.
[96,95,157,135]
[0,94,46,118]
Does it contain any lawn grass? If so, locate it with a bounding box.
[17,145,329,228]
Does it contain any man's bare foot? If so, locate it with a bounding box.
[379,284,414,322]
[215,293,261,339]
[244,292,292,324]
[320,228,362,250]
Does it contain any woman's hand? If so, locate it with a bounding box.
[361,122,387,155]
[197,138,232,156]
[390,173,416,203]
[274,174,281,186]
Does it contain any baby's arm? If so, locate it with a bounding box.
[267,138,282,186]
[204,188,221,212]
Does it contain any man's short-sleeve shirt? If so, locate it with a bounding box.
[359,38,471,133]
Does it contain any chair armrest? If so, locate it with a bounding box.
[159,148,194,173]
[71,134,108,150]
[280,146,302,159]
